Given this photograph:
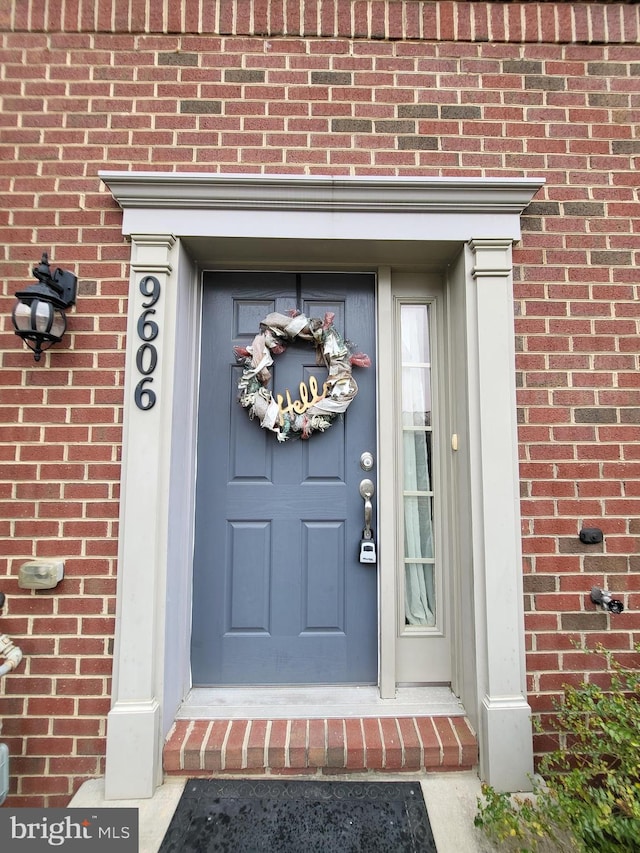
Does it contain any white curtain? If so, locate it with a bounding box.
[401,306,436,627]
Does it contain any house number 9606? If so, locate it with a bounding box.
[134,275,161,411]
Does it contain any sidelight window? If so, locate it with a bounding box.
[400,304,436,629]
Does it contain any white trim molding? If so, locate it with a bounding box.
[467,238,535,791]
[100,172,543,214]
[100,172,540,245]
[100,172,543,798]
[105,233,178,799]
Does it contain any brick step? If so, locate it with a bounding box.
[163,716,477,776]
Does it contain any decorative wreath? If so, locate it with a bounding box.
[234,309,371,441]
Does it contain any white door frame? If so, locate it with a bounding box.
[100,173,543,799]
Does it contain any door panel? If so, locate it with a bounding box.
[191,272,377,685]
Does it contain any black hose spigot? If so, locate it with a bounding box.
[591,586,624,614]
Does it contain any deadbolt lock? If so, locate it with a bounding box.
[360,452,374,471]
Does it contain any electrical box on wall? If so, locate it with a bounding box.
[18,560,64,590]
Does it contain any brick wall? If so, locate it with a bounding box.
[1,0,639,804]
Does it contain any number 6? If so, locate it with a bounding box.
[134,377,156,411]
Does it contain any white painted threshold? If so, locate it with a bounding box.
[176,686,465,720]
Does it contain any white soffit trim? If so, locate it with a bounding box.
[100,171,543,212]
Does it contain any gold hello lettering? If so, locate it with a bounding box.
[277,375,329,424]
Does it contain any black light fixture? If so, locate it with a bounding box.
[12,252,77,362]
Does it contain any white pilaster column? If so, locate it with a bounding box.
[104,234,177,799]
[466,238,534,792]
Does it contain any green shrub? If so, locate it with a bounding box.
[474,646,640,853]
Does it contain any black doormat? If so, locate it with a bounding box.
[159,779,437,853]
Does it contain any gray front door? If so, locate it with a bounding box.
[191,271,377,685]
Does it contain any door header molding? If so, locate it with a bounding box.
[100,172,544,245]
[100,171,543,214]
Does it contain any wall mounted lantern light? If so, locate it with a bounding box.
[11,253,77,362]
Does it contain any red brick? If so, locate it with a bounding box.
[224,720,249,770]
[26,697,75,717]
[20,776,71,795]
[180,720,208,771]
[244,719,268,769]
[307,719,326,768]
[326,719,345,768]
[344,718,366,770]
[267,719,288,769]
[163,721,189,770]
[396,717,422,770]
[378,718,402,770]
[203,720,231,772]
[433,718,461,767]
[49,756,99,775]
[451,717,478,767]
[1,716,49,736]
[288,719,307,769]
[361,718,383,770]
[414,717,439,768]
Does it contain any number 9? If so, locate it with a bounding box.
[139,275,161,308]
